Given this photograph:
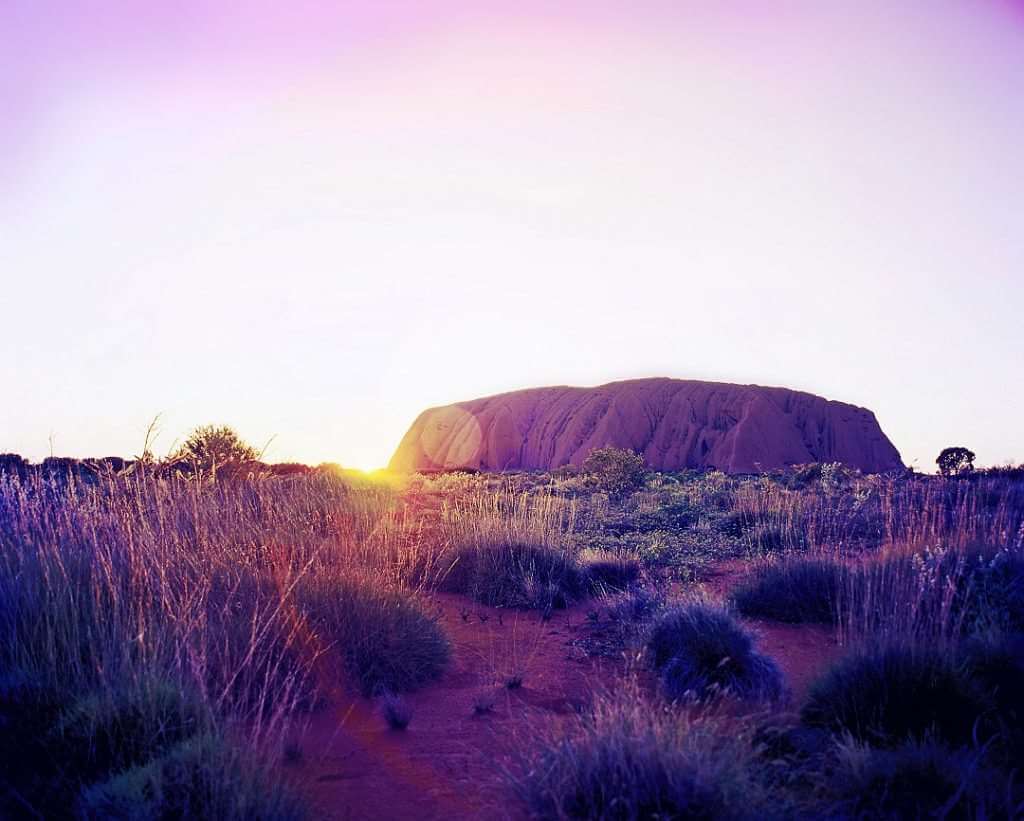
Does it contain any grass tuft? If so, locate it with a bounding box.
[800,644,987,748]
[380,693,413,731]
[439,542,587,611]
[731,557,849,625]
[509,685,778,821]
[646,602,784,702]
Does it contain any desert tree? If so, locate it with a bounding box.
[172,425,261,473]
[582,446,647,496]
[936,446,976,477]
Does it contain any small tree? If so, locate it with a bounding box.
[172,425,260,473]
[936,446,976,477]
[582,446,646,496]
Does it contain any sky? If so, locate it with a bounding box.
[2,1,1023,471]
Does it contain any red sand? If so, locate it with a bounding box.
[287,565,843,820]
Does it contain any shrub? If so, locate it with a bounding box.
[579,549,641,591]
[78,734,304,820]
[439,542,587,612]
[510,686,777,821]
[631,501,696,533]
[960,548,1024,635]
[646,602,784,702]
[0,672,69,817]
[714,510,752,537]
[962,632,1024,764]
[800,644,988,748]
[843,545,1024,644]
[747,523,805,553]
[295,575,450,696]
[731,558,848,624]
[817,737,1017,820]
[51,678,208,783]
[582,447,646,496]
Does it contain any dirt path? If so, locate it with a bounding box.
[288,594,626,820]
[287,562,844,818]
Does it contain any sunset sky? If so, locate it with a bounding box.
[3,1,1023,471]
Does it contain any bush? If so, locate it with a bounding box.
[731,558,849,624]
[171,424,260,474]
[646,602,784,702]
[78,734,304,820]
[582,447,646,496]
[579,549,641,591]
[295,575,450,696]
[0,672,69,817]
[800,644,988,748]
[962,632,1024,765]
[51,678,208,783]
[510,687,777,821]
[439,542,588,612]
[714,510,752,538]
[818,738,1017,820]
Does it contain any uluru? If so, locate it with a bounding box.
[389,378,903,474]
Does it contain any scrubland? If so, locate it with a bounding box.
[1,456,1022,819]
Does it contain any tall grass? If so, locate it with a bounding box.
[0,469,451,816]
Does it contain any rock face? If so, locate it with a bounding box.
[389,378,903,474]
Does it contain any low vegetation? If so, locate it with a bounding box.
[731,557,849,624]
[2,432,1022,818]
[510,685,777,821]
[646,602,784,702]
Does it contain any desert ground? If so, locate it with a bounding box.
[2,447,1022,819]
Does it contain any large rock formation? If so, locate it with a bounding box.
[389,379,903,474]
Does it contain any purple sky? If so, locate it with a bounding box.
[2,1,1023,470]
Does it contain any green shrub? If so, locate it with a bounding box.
[296,575,450,696]
[801,644,988,748]
[78,734,304,820]
[439,542,587,612]
[582,447,647,496]
[510,687,778,821]
[731,558,848,624]
[646,603,783,702]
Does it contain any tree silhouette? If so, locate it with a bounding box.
[173,425,260,473]
[936,446,976,477]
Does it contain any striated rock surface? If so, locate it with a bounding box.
[389,378,903,474]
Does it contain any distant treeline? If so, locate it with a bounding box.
[0,453,333,481]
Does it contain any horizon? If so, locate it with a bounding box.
[3,1,1023,471]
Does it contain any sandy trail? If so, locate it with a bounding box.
[288,562,844,819]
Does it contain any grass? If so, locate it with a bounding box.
[438,542,588,611]
[731,557,849,624]
[78,733,305,820]
[293,573,450,696]
[816,737,1020,820]
[646,602,784,702]
[380,693,413,730]
[800,643,990,749]
[1,459,1022,818]
[509,684,779,821]
[0,469,451,815]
